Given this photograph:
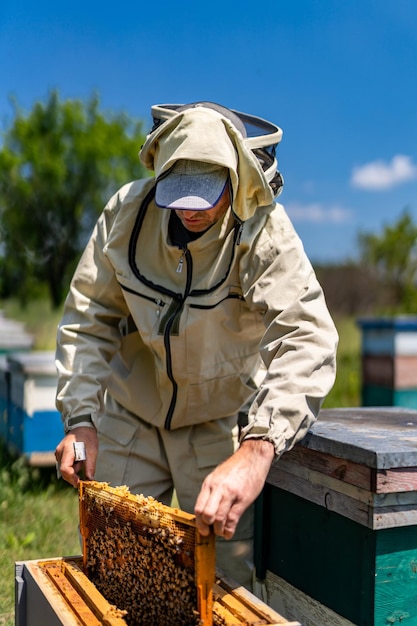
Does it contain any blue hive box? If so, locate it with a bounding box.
[7,351,62,465]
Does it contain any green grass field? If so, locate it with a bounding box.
[0,300,80,622]
[0,300,361,621]
[0,448,80,623]
[323,315,361,409]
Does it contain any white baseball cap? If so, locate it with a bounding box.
[155,160,229,210]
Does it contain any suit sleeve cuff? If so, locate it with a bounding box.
[63,414,95,434]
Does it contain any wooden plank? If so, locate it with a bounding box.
[41,560,128,625]
[262,572,356,626]
[61,560,127,625]
[213,581,268,623]
[215,572,297,624]
[360,327,396,355]
[373,490,417,508]
[396,355,417,388]
[362,354,417,389]
[42,564,102,626]
[195,530,216,626]
[212,598,244,625]
[22,556,295,626]
[267,465,371,527]
[373,505,417,529]
[268,465,417,529]
[395,332,417,355]
[273,460,373,505]
[283,445,417,494]
[362,354,394,387]
[362,385,417,410]
[374,528,417,625]
[281,446,373,491]
[376,466,417,493]
[276,457,417,510]
[23,559,84,626]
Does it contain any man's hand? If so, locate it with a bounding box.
[55,427,98,488]
[194,439,274,539]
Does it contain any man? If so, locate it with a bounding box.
[55,101,338,589]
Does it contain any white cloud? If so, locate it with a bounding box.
[286,202,352,223]
[351,155,417,190]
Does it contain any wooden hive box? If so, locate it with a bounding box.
[255,407,417,626]
[15,556,301,625]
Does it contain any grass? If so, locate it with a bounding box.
[0,445,80,624]
[0,299,78,622]
[323,315,361,408]
[0,299,362,620]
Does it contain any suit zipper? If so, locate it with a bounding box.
[164,246,192,430]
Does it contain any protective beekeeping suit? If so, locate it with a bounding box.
[55,101,338,589]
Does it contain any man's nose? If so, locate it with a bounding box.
[179,209,200,217]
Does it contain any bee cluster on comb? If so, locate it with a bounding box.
[79,481,215,626]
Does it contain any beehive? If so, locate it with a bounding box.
[79,481,215,626]
[256,407,417,625]
[16,556,300,625]
[6,350,61,464]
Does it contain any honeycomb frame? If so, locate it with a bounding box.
[79,480,215,625]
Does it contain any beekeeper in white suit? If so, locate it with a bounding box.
[55,101,338,589]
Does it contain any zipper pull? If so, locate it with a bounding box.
[155,299,164,317]
[176,251,185,273]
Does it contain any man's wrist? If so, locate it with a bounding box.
[239,437,275,460]
[63,414,95,434]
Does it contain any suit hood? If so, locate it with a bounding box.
[139,106,275,222]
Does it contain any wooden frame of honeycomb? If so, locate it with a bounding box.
[79,481,216,625]
[35,557,128,625]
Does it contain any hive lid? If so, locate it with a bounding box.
[305,407,417,469]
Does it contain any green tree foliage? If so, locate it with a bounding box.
[358,209,417,313]
[0,91,148,308]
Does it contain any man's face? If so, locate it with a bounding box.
[174,186,230,233]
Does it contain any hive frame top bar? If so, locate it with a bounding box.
[80,480,196,526]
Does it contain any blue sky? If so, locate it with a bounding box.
[1,1,417,263]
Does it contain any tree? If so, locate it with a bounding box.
[0,91,148,308]
[357,210,417,313]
